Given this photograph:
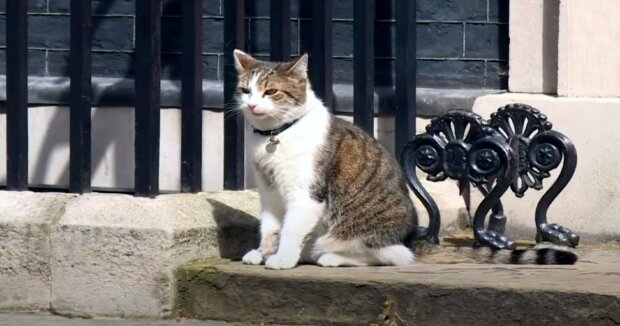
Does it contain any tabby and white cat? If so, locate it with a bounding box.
[232,50,577,270]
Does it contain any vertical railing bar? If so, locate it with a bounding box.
[180,0,203,193]
[69,0,93,194]
[270,0,291,61]
[353,0,375,135]
[395,0,417,155]
[134,0,161,197]
[6,0,29,190]
[223,0,245,190]
[310,0,333,109]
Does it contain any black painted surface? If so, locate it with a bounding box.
[309,0,334,109]
[223,0,245,190]
[69,0,92,193]
[270,0,291,61]
[5,0,28,190]
[353,0,374,134]
[134,0,161,197]
[180,0,203,193]
[395,0,416,155]
[0,0,508,90]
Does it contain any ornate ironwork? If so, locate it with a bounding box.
[400,104,579,249]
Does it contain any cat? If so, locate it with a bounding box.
[232,49,577,270]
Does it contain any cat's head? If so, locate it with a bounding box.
[233,49,309,129]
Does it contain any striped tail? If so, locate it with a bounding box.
[415,244,578,265]
[485,245,578,265]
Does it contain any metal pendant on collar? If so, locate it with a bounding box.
[252,118,300,153]
[266,136,280,153]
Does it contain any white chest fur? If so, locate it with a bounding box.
[248,103,331,195]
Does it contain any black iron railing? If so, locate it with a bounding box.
[3,0,418,197]
[6,0,29,191]
[401,104,580,249]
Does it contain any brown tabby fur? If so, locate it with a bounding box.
[312,119,418,248]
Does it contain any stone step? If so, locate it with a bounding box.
[174,249,620,325]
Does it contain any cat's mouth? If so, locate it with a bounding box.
[249,110,269,118]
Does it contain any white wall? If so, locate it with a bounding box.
[0,106,223,192]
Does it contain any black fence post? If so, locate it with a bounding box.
[270,0,291,61]
[223,0,246,190]
[69,0,93,194]
[310,0,333,110]
[180,0,204,193]
[6,0,29,191]
[353,0,375,135]
[134,0,161,197]
[395,0,417,155]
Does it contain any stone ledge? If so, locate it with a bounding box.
[0,190,260,317]
[175,249,620,325]
[1,183,618,319]
[0,76,500,116]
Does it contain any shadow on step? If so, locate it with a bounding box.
[207,199,260,261]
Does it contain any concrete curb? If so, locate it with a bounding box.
[0,191,260,317]
[175,251,620,325]
[1,187,618,320]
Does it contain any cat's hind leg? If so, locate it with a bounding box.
[311,236,376,267]
[316,252,373,267]
[312,236,414,267]
[314,245,414,267]
[373,244,415,266]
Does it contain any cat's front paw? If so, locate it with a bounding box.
[265,253,298,270]
[242,249,263,265]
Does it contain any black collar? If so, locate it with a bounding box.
[252,118,301,137]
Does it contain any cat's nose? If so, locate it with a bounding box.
[247,104,257,111]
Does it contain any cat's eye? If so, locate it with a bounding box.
[239,87,250,94]
[263,89,278,96]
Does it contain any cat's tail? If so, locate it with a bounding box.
[414,244,578,265]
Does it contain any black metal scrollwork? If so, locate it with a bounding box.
[400,104,579,249]
[488,104,554,197]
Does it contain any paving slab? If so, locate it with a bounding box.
[176,248,620,325]
[0,314,230,326]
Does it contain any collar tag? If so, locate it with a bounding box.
[266,136,280,153]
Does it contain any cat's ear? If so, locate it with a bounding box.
[233,49,259,72]
[286,53,308,76]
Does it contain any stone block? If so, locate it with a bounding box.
[557,0,620,97]
[418,0,487,21]
[418,59,486,88]
[417,23,464,58]
[508,0,559,94]
[464,23,509,60]
[176,251,620,325]
[0,191,75,311]
[50,191,260,317]
[202,18,224,53]
[488,0,510,22]
[247,19,299,56]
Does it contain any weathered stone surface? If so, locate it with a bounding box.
[508,0,560,94]
[0,191,76,311]
[50,191,260,318]
[558,0,620,97]
[176,249,620,325]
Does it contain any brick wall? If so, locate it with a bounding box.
[0,0,508,89]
